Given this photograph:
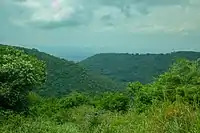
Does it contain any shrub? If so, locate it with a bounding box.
[152,59,200,104]
[97,92,130,112]
[0,46,46,112]
[60,92,89,109]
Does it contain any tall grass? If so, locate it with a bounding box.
[1,101,200,133]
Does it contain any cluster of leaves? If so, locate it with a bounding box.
[59,92,89,109]
[128,82,152,101]
[0,46,46,112]
[127,58,200,112]
[153,59,200,103]
[95,92,130,112]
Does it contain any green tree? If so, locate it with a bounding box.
[153,58,200,103]
[127,82,153,112]
[97,92,130,112]
[0,46,46,112]
[126,59,200,112]
[59,92,89,109]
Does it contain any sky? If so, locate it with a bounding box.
[1,0,200,60]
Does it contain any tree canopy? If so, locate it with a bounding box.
[0,45,46,111]
[0,44,123,97]
[80,52,200,84]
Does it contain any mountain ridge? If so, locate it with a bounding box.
[0,44,124,97]
[79,51,200,83]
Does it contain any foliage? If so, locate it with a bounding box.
[127,81,143,96]
[59,92,89,109]
[127,58,200,110]
[127,82,153,112]
[0,46,46,112]
[80,52,200,84]
[1,101,200,133]
[2,44,124,97]
[96,92,130,112]
[152,58,200,104]
[2,44,200,132]
[27,91,43,105]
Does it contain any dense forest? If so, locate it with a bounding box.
[80,52,200,83]
[0,44,123,97]
[1,44,200,133]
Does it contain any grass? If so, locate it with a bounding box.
[1,101,200,133]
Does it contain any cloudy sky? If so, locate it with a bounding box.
[0,0,200,60]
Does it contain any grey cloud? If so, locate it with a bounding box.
[98,0,134,17]
[98,0,132,7]
[45,0,189,29]
[29,10,93,29]
[106,22,114,26]
[99,0,188,7]
[121,5,132,17]
[139,0,189,6]
[11,0,191,29]
[136,6,149,15]
[100,15,115,27]
[30,20,84,29]
[101,14,112,21]
[98,0,189,16]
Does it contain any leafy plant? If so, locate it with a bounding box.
[97,92,130,112]
[60,92,89,109]
[0,46,46,112]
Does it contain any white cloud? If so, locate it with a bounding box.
[3,0,200,34]
[11,0,90,28]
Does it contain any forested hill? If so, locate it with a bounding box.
[79,51,200,84]
[0,44,123,97]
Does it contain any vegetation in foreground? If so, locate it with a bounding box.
[1,46,200,133]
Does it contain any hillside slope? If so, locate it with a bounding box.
[79,51,200,83]
[0,44,123,97]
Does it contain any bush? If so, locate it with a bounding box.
[60,92,89,109]
[126,59,200,112]
[0,46,46,112]
[127,82,153,113]
[97,92,130,112]
[152,58,200,104]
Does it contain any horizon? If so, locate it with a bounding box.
[1,43,200,62]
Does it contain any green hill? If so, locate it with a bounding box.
[79,51,200,84]
[0,44,123,97]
